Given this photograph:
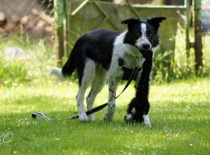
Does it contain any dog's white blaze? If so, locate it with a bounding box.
[141,23,147,39]
[135,23,152,50]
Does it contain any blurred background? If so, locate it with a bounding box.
[0,0,210,86]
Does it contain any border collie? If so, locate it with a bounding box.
[48,17,166,126]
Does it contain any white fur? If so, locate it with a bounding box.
[76,59,108,121]
[143,114,152,127]
[86,65,107,120]
[48,27,158,125]
[114,31,127,45]
[152,45,159,53]
[104,32,145,121]
[125,114,133,120]
[76,59,96,121]
[136,23,159,56]
[135,23,152,50]
[47,67,65,80]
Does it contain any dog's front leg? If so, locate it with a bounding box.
[104,76,117,121]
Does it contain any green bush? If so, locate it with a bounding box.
[0,60,28,86]
[1,30,210,87]
[0,34,55,87]
[153,49,196,83]
[153,27,210,83]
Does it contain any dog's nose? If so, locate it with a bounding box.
[142,43,151,49]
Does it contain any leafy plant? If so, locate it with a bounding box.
[0,60,28,87]
[1,27,210,87]
[153,26,210,83]
[0,34,55,87]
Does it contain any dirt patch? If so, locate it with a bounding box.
[0,0,54,44]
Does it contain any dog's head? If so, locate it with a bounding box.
[122,17,166,57]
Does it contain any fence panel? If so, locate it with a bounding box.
[66,0,180,55]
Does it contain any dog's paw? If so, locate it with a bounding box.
[79,113,88,121]
[104,113,114,122]
[89,114,95,121]
[144,122,152,128]
[104,108,115,122]
[143,115,152,127]
[124,113,134,123]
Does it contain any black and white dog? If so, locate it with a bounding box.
[48,17,166,126]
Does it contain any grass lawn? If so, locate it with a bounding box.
[0,78,210,155]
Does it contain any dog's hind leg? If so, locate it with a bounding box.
[76,59,96,121]
[86,66,107,121]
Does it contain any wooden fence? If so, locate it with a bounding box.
[54,0,202,73]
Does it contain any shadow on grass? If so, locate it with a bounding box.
[0,104,209,154]
[1,102,209,132]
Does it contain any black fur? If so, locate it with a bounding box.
[54,17,166,123]
[125,50,153,123]
[62,29,120,85]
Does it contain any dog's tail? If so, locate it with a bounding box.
[47,53,75,80]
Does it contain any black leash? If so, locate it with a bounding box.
[31,67,140,121]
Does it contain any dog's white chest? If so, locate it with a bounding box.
[109,43,145,79]
[122,53,143,68]
[115,43,144,67]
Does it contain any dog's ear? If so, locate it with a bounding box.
[121,18,139,31]
[147,17,166,31]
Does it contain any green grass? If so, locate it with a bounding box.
[0,32,210,154]
[0,78,210,155]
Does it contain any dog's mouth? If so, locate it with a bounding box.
[135,46,153,58]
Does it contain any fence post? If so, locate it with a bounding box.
[185,0,190,53]
[193,0,203,73]
[54,0,64,67]
[64,0,71,57]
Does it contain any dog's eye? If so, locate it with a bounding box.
[147,30,152,36]
[135,32,141,38]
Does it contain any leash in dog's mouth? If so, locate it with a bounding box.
[31,66,140,121]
